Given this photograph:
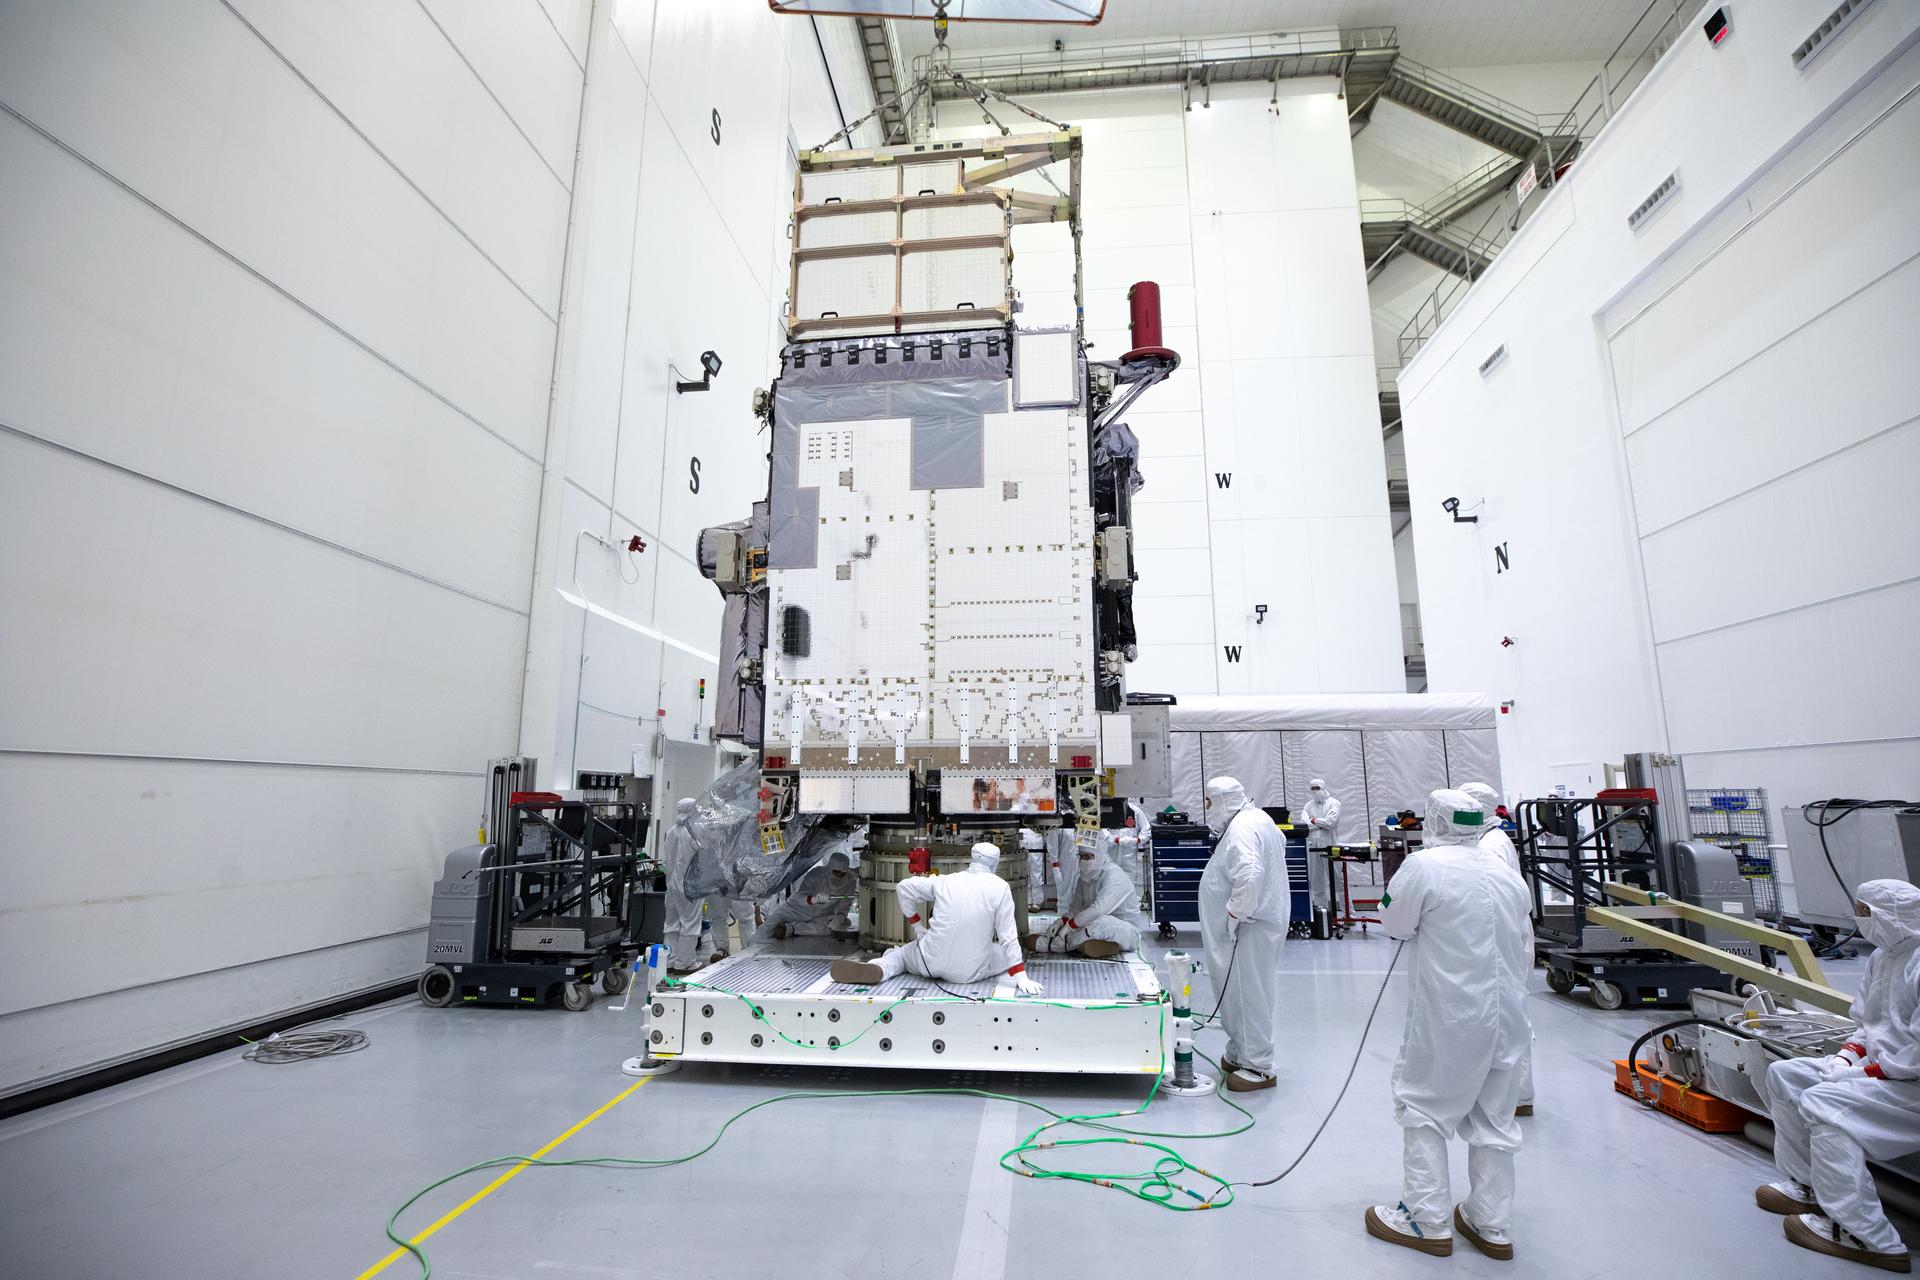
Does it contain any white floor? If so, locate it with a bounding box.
[0,932,1901,1280]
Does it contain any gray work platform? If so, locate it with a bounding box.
[649,939,1168,1073]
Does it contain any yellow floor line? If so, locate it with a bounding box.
[354,1076,652,1279]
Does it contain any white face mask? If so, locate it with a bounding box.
[1860,910,1903,949]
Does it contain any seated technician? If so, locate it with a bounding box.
[1027,838,1146,958]
[830,843,1043,995]
[757,851,856,940]
[1758,878,1920,1273]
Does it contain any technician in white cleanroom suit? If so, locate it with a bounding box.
[1046,827,1079,913]
[1757,878,1920,1271]
[1367,789,1532,1262]
[705,897,753,958]
[1459,783,1523,880]
[830,844,1043,995]
[1021,828,1047,896]
[1198,776,1289,1093]
[1460,780,1535,1118]
[1030,840,1146,958]
[1303,778,1342,850]
[661,799,707,974]
[756,851,856,940]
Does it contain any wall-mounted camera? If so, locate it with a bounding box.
[1441,496,1479,524]
[676,350,723,394]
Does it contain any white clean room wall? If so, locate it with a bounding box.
[1188,81,1403,696]
[516,0,860,794]
[1398,0,1920,820]
[934,74,1403,701]
[0,0,568,1092]
[1601,58,1920,899]
[0,0,879,1094]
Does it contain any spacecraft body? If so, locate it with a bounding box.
[658,122,1181,1076]
[699,127,1172,938]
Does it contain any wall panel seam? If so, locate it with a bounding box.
[1673,733,1920,759]
[0,420,533,618]
[1636,411,1920,538]
[1605,77,1920,340]
[407,0,575,192]
[534,0,587,74]
[0,99,546,469]
[518,0,602,758]
[214,0,563,322]
[0,927,429,1020]
[1652,571,1920,648]
[1618,250,1920,444]
[0,748,486,776]
[641,86,777,298]
[559,477,699,571]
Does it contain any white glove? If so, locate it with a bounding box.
[1014,974,1044,997]
[1226,912,1242,941]
[1046,917,1070,940]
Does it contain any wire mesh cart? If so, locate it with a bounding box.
[1687,788,1777,920]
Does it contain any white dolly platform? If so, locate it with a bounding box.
[643,938,1171,1075]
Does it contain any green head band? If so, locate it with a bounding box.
[1453,809,1485,826]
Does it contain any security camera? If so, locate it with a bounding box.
[676,350,723,394]
[1441,496,1479,524]
[1254,604,1269,625]
[1053,38,1064,52]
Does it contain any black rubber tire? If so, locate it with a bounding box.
[561,982,593,1012]
[1590,978,1625,1011]
[601,963,631,996]
[418,965,456,1008]
[1545,967,1577,996]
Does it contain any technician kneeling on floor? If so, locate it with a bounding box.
[1027,837,1146,958]
[1367,788,1531,1262]
[1758,877,1920,1273]
[831,843,1042,995]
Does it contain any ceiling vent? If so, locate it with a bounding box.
[1793,0,1878,70]
[1478,344,1508,378]
[1626,172,1680,232]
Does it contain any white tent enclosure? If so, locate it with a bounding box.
[1159,694,1503,846]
